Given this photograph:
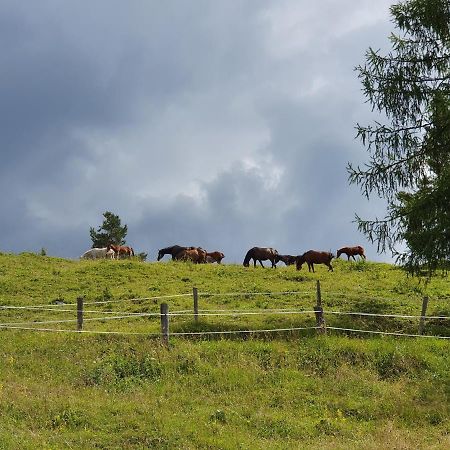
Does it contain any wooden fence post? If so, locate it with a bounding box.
[77,297,84,331]
[160,303,169,347]
[314,280,326,335]
[418,296,429,335]
[316,280,322,306]
[193,287,199,323]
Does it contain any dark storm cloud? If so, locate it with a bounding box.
[0,0,395,263]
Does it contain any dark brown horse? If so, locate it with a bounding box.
[107,244,134,259]
[275,254,297,266]
[337,246,366,261]
[296,250,334,272]
[157,245,191,261]
[243,247,279,268]
[175,247,207,263]
[206,251,225,264]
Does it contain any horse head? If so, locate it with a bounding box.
[157,249,164,261]
[295,254,305,270]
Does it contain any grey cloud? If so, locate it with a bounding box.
[0,1,395,264]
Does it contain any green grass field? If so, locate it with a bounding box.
[0,252,449,449]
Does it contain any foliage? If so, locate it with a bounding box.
[137,251,148,261]
[89,211,128,248]
[0,253,448,448]
[0,252,448,336]
[0,334,448,449]
[348,0,450,276]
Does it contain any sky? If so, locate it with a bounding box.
[0,0,397,264]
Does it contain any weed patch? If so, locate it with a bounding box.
[86,354,163,389]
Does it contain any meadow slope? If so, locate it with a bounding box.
[0,252,449,449]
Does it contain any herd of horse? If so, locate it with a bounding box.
[81,243,366,272]
[242,246,366,272]
[157,245,225,264]
[80,244,134,260]
[156,244,366,272]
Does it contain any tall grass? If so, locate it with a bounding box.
[0,253,449,448]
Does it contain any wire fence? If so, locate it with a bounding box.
[0,285,449,341]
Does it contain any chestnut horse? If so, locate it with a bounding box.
[275,254,297,266]
[337,246,366,261]
[296,250,334,272]
[176,247,207,263]
[243,247,279,268]
[206,251,225,264]
[107,244,134,259]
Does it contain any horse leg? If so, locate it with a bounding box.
[351,255,356,261]
[327,262,333,271]
[259,260,264,268]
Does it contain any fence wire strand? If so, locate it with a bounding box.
[1,289,448,340]
[0,325,320,336]
[327,326,450,339]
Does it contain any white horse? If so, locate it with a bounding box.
[80,248,115,260]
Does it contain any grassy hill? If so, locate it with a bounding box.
[0,252,449,449]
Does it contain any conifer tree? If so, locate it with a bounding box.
[348,0,450,275]
[89,211,128,248]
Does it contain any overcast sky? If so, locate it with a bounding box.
[0,0,397,263]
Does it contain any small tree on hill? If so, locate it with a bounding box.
[89,211,128,248]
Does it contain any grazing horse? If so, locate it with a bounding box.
[296,250,334,272]
[107,244,135,259]
[176,247,207,263]
[157,245,189,261]
[337,246,366,261]
[80,247,111,259]
[243,247,279,268]
[275,254,297,266]
[206,251,225,264]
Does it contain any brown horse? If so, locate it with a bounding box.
[206,251,225,264]
[337,246,366,261]
[296,250,334,272]
[275,254,297,266]
[243,247,279,268]
[176,247,207,263]
[107,244,134,259]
